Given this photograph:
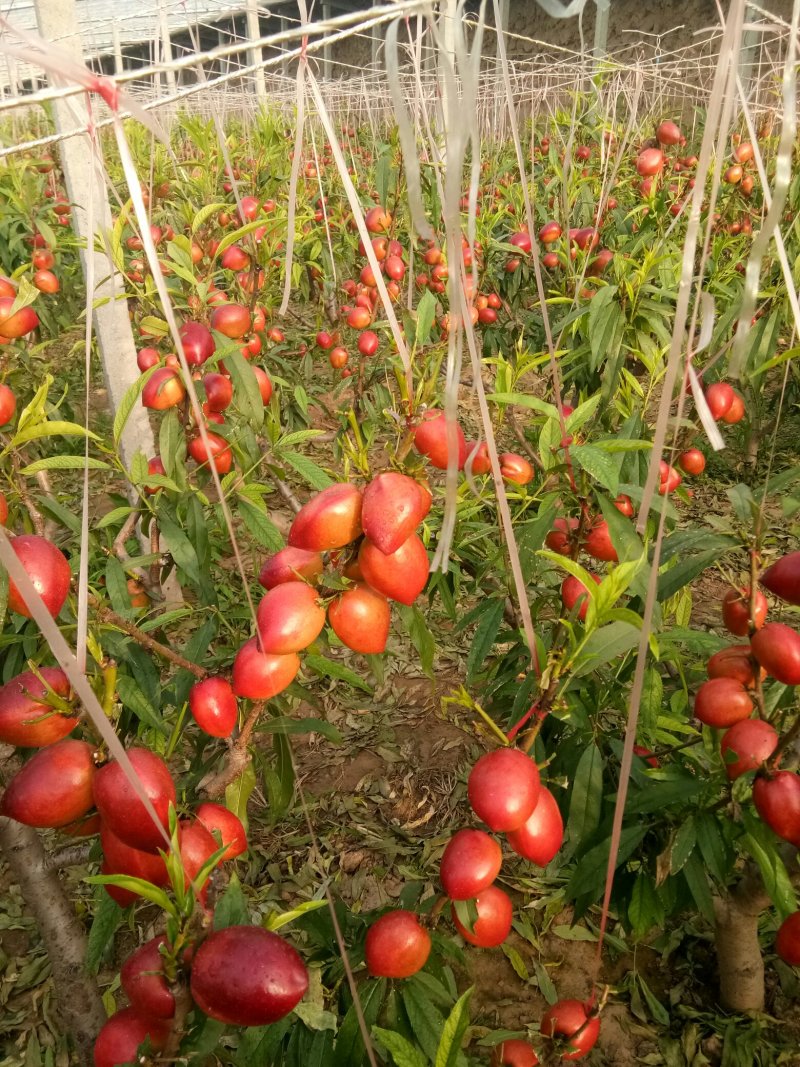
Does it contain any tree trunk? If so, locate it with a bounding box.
[0,817,106,1062]
[714,894,765,1011]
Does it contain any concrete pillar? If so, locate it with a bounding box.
[246,0,267,100]
[31,0,163,510]
[322,1,332,79]
[158,0,177,94]
[593,0,610,61]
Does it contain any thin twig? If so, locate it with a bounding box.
[88,593,207,678]
[199,700,265,797]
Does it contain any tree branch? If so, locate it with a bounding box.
[88,594,207,679]
[199,701,265,797]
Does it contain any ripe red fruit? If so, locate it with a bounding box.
[32,249,55,270]
[142,366,186,410]
[561,574,599,622]
[0,666,75,747]
[0,297,39,339]
[724,164,744,185]
[753,772,800,847]
[720,719,778,779]
[365,910,431,978]
[100,823,170,906]
[776,912,800,966]
[509,230,532,253]
[364,206,391,233]
[316,330,334,350]
[572,227,599,251]
[252,365,273,404]
[203,372,233,412]
[179,818,220,898]
[288,483,363,551]
[723,392,746,424]
[541,999,600,1061]
[210,303,251,339]
[189,676,238,738]
[362,472,428,556]
[384,254,406,281]
[136,346,160,372]
[188,432,232,474]
[707,644,763,687]
[413,410,468,470]
[539,221,562,244]
[121,936,175,1019]
[704,382,735,420]
[1,740,95,828]
[179,321,215,365]
[465,441,491,475]
[583,520,618,563]
[499,453,534,486]
[93,1007,169,1067]
[491,1039,539,1066]
[93,748,176,853]
[440,828,502,900]
[721,587,767,636]
[751,623,800,685]
[257,582,326,654]
[259,547,323,590]
[546,517,579,556]
[190,926,308,1025]
[7,534,71,618]
[762,552,800,606]
[328,583,391,654]
[636,147,665,176]
[329,346,349,369]
[506,784,564,865]
[694,677,753,728]
[468,748,540,832]
[614,494,634,517]
[656,120,682,145]
[221,244,250,271]
[0,383,16,425]
[451,884,513,947]
[678,448,706,475]
[232,637,300,699]
[0,491,7,526]
[196,801,248,859]
[32,269,59,293]
[357,329,379,357]
[359,533,429,605]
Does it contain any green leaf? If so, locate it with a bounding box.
[257,714,342,743]
[6,418,92,454]
[402,981,446,1063]
[19,455,110,474]
[571,621,641,676]
[566,744,604,851]
[213,875,250,928]
[567,825,647,899]
[628,871,663,939]
[304,652,373,693]
[237,497,284,551]
[226,348,265,429]
[395,604,436,679]
[264,900,328,932]
[742,812,797,919]
[466,598,505,683]
[415,289,437,346]
[627,773,705,814]
[158,512,202,585]
[116,674,169,735]
[670,817,696,875]
[373,1028,428,1067]
[638,974,670,1026]
[517,500,558,583]
[435,986,473,1067]
[159,409,185,485]
[335,979,387,1067]
[638,667,662,748]
[113,367,152,443]
[96,506,136,530]
[571,444,619,496]
[695,811,732,885]
[280,451,334,490]
[597,494,644,566]
[105,556,132,618]
[226,762,256,827]
[191,203,229,234]
[85,874,174,912]
[681,850,715,922]
[86,886,122,974]
[487,392,558,418]
[588,284,623,371]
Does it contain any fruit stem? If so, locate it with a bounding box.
[199,700,266,797]
[87,593,207,679]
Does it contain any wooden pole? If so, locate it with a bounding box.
[246,0,267,100]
